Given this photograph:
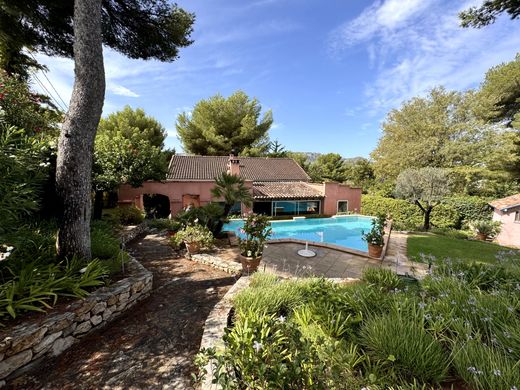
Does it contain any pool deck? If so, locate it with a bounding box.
[213,232,428,279]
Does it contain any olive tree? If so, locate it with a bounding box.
[395,167,452,230]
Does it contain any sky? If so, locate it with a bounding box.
[33,0,520,158]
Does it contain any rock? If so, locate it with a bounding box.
[62,323,77,337]
[107,295,118,306]
[130,280,145,294]
[91,302,107,315]
[0,339,12,355]
[0,350,32,379]
[79,312,91,322]
[7,326,47,356]
[73,321,92,335]
[102,307,113,321]
[118,292,130,304]
[33,332,62,355]
[90,315,102,326]
[73,299,96,316]
[44,313,75,333]
[51,336,75,356]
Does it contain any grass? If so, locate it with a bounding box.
[407,233,520,264]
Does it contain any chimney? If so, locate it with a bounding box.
[227,149,240,176]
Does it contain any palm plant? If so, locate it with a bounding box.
[211,172,253,234]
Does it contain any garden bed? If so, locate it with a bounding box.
[196,255,520,389]
[0,256,152,383]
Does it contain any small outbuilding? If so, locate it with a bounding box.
[490,193,520,248]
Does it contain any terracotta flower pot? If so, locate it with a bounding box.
[368,243,383,258]
[476,232,488,241]
[185,241,201,254]
[240,254,262,273]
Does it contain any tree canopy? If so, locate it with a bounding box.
[93,107,167,193]
[176,90,273,156]
[308,153,347,182]
[460,0,520,28]
[370,87,517,195]
[0,0,195,77]
[395,167,452,230]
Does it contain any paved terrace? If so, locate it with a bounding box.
[215,232,428,279]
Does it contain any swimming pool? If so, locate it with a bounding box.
[224,215,375,252]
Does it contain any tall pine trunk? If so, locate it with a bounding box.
[55,0,105,259]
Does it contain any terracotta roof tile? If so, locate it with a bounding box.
[167,155,310,182]
[489,193,520,211]
[252,182,323,199]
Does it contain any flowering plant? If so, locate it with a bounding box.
[238,214,272,259]
[362,215,386,247]
[174,224,214,248]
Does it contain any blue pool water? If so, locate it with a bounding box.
[224,215,374,252]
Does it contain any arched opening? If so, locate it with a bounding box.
[143,194,171,218]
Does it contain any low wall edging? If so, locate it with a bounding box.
[0,256,153,384]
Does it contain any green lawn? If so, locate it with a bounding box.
[407,233,520,264]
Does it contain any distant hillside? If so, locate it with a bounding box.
[298,152,366,164]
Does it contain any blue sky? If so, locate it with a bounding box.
[35,0,520,158]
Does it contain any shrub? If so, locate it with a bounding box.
[362,215,386,246]
[452,339,520,390]
[114,206,144,225]
[361,195,422,230]
[362,268,403,291]
[361,312,449,384]
[443,196,492,228]
[238,213,272,258]
[147,218,181,231]
[471,220,501,237]
[362,195,490,231]
[174,203,224,232]
[172,224,213,249]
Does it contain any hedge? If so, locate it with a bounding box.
[360,195,492,230]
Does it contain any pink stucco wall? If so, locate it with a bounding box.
[118,180,362,217]
[321,182,362,215]
[492,207,520,248]
[118,180,253,216]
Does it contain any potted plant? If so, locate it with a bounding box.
[362,215,386,258]
[238,213,272,273]
[472,220,501,241]
[174,224,214,255]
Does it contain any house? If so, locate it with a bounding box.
[490,193,520,248]
[118,153,362,217]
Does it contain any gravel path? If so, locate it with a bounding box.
[9,234,237,390]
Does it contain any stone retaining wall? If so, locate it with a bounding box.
[0,257,153,384]
[190,253,242,275]
[120,222,149,245]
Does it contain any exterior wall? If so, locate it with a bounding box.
[492,207,520,248]
[321,182,362,216]
[118,180,253,217]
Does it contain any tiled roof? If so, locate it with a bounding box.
[489,193,520,211]
[252,181,324,199]
[167,155,311,181]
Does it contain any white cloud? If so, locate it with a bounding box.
[108,84,139,97]
[329,0,520,116]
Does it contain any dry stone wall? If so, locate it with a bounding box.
[0,256,152,384]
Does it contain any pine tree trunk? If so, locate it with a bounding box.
[55,0,105,260]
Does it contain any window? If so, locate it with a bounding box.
[271,200,321,216]
[337,200,349,214]
[515,211,520,223]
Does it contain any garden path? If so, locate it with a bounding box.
[8,233,237,390]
